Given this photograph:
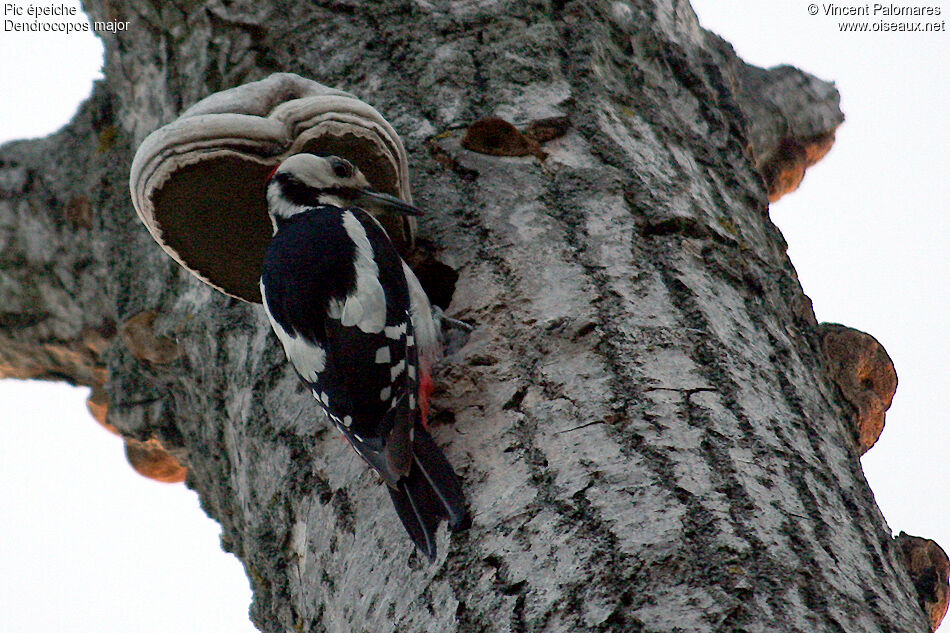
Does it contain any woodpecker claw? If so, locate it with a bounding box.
[432,306,473,356]
[432,306,473,332]
[442,315,474,332]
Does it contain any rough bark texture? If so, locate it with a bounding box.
[0,1,934,631]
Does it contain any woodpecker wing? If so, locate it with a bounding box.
[318,305,418,483]
[261,200,468,559]
[261,206,418,475]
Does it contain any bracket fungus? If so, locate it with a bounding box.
[130,73,415,303]
[124,438,188,484]
[461,116,538,157]
[896,532,950,632]
[119,310,182,365]
[819,323,898,455]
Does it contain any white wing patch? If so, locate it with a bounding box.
[261,281,326,383]
[325,211,386,334]
[384,323,407,340]
[390,359,406,382]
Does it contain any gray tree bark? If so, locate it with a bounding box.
[0,0,935,631]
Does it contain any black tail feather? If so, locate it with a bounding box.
[411,427,470,531]
[387,427,469,560]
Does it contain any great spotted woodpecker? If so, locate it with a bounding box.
[260,153,469,560]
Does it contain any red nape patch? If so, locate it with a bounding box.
[265,163,280,183]
[418,370,435,428]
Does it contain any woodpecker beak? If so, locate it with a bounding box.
[354,188,423,216]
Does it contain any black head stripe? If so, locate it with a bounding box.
[273,172,319,206]
[321,186,360,199]
[274,172,359,207]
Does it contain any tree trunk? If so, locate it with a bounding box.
[0,0,934,631]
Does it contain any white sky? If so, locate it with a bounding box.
[0,1,946,631]
[0,382,255,633]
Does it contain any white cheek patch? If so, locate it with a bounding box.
[261,282,326,383]
[267,186,304,223]
[326,211,385,334]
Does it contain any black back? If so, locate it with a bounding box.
[261,206,415,439]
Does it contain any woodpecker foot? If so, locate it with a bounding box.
[433,306,473,332]
[442,314,474,332]
[433,307,473,355]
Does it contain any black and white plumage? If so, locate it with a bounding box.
[260,153,469,560]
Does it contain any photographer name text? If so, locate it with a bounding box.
[818,3,942,16]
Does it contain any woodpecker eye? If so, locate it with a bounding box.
[331,159,353,179]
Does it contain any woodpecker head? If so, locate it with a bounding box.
[265,153,421,228]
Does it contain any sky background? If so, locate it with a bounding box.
[0,1,946,631]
